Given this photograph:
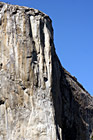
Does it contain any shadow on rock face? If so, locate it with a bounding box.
[51,48,93,140]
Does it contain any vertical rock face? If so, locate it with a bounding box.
[0,2,93,140]
[0,2,56,140]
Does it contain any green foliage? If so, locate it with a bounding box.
[91,135,93,140]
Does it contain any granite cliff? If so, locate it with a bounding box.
[0,2,93,140]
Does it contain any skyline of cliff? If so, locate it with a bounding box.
[0,0,93,95]
[0,2,93,140]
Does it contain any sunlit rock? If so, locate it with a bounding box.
[0,2,93,140]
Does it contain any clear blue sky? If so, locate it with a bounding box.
[1,0,93,95]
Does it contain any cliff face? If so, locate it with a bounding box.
[0,2,93,140]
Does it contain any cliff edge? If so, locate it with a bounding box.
[0,2,93,140]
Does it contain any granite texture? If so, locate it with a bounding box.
[0,2,93,140]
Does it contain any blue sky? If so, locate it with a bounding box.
[1,0,93,95]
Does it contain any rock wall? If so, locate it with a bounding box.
[52,54,93,140]
[0,2,93,140]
